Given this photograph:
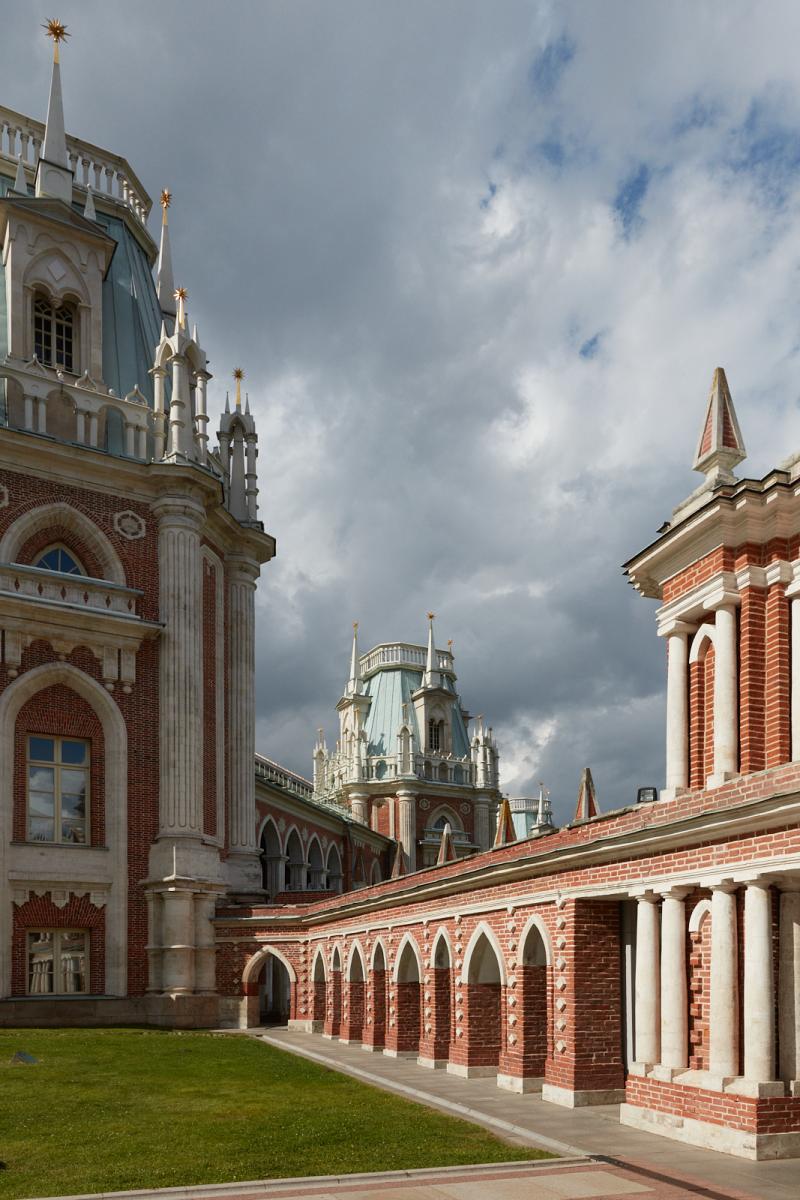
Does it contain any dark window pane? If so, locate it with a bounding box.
[60,741,87,765]
[28,737,55,762]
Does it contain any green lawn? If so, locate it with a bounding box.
[0,1029,551,1198]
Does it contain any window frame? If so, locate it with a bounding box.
[26,928,90,996]
[33,543,86,576]
[33,292,76,373]
[26,734,90,845]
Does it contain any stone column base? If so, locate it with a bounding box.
[497,1072,544,1094]
[418,1055,448,1069]
[383,1047,418,1058]
[542,1082,626,1108]
[621,1102,800,1160]
[287,1018,316,1033]
[446,1062,498,1079]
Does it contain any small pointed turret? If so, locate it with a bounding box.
[692,367,746,487]
[345,623,363,696]
[83,186,96,221]
[574,767,599,822]
[494,796,517,847]
[390,841,407,879]
[422,612,438,688]
[156,190,177,317]
[435,822,457,866]
[36,20,73,204]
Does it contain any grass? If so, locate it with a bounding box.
[0,1028,553,1198]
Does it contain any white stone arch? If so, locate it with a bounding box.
[518,912,553,967]
[326,842,343,893]
[428,803,463,833]
[429,925,454,969]
[460,921,507,986]
[689,898,712,933]
[370,936,389,971]
[392,931,424,982]
[329,941,344,972]
[689,623,716,665]
[257,813,281,847]
[242,943,297,986]
[0,662,128,999]
[24,246,91,308]
[346,940,367,981]
[311,946,327,982]
[283,822,305,858]
[0,502,126,585]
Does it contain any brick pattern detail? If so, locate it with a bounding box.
[765,583,791,767]
[739,587,766,774]
[689,658,706,789]
[14,684,104,845]
[388,980,421,1053]
[342,977,364,1041]
[364,967,386,1049]
[324,969,342,1037]
[626,1075,800,1135]
[687,896,710,1071]
[12,892,105,995]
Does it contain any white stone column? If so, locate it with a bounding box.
[660,888,688,1070]
[634,895,660,1066]
[743,880,775,1082]
[152,365,167,460]
[473,794,491,850]
[155,497,204,837]
[779,881,800,1084]
[194,892,217,994]
[226,556,261,894]
[350,792,369,826]
[710,884,739,1078]
[397,789,417,872]
[711,604,738,785]
[664,627,690,794]
[160,887,195,994]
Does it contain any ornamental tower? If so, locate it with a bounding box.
[0,26,273,1023]
[312,616,501,869]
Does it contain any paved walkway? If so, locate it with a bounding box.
[254,1028,799,1200]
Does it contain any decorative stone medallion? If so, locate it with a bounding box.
[419,797,430,811]
[459,802,470,814]
[113,509,146,540]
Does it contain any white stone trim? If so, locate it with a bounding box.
[620,1102,800,1160]
[688,622,716,664]
[345,939,367,980]
[392,931,424,982]
[0,662,127,997]
[429,925,454,968]
[460,920,507,986]
[518,912,553,966]
[201,546,225,845]
[688,897,712,933]
[0,502,126,585]
[369,935,388,970]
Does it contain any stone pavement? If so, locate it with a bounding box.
[254,1027,800,1200]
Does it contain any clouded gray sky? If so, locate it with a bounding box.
[5,2,800,823]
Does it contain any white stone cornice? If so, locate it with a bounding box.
[656,570,739,630]
[703,584,741,612]
[657,618,696,639]
[765,559,793,587]
[735,564,768,590]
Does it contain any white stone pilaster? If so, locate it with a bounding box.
[473,795,491,851]
[226,555,261,894]
[743,880,775,1082]
[710,884,739,1078]
[709,602,738,786]
[194,892,217,994]
[634,895,660,1067]
[660,888,689,1070]
[397,790,417,872]
[663,627,691,794]
[160,887,195,994]
[788,569,800,760]
[350,792,369,826]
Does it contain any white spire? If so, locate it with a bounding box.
[422,611,437,688]
[346,623,363,696]
[156,190,177,316]
[36,22,73,204]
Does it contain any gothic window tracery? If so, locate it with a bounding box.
[34,545,85,576]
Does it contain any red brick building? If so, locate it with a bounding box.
[2,33,799,1164]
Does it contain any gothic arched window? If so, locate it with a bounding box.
[33,294,75,373]
[35,545,84,576]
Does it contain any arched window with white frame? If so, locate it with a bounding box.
[33,293,77,373]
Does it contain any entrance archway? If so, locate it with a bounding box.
[241,946,297,1029]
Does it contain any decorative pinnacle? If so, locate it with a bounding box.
[427,611,435,621]
[173,286,187,328]
[43,19,69,62]
[233,367,244,408]
[160,189,171,225]
[353,621,358,633]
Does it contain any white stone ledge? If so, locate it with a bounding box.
[621,1102,800,1161]
[541,1083,626,1108]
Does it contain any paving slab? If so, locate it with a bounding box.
[255,1027,800,1200]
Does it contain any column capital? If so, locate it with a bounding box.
[765,559,793,588]
[397,789,417,801]
[657,619,696,639]
[659,885,692,901]
[631,889,661,903]
[703,589,740,613]
[152,493,206,528]
[775,873,800,892]
[709,878,739,894]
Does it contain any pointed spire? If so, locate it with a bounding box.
[435,822,457,866]
[493,796,517,847]
[536,782,550,827]
[156,190,177,316]
[36,20,73,203]
[574,767,599,822]
[83,186,96,221]
[224,391,231,413]
[390,841,407,879]
[693,367,746,487]
[422,611,437,688]
[346,622,363,696]
[12,156,27,194]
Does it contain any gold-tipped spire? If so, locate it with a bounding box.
[427,611,435,621]
[173,286,187,329]
[353,621,359,633]
[160,189,171,225]
[43,19,69,63]
[233,367,244,408]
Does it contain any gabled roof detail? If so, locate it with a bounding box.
[435,822,458,865]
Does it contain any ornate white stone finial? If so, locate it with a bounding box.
[693,367,746,487]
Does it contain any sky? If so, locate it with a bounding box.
[4,2,800,824]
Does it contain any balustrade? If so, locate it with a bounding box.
[0,560,142,616]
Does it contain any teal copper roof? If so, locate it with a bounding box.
[363,666,471,759]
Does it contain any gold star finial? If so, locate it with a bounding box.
[160,189,171,226]
[447,639,453,651]
[43,19,69,62]
[427,611,435,622]
[173,286,187,328]
[233,367,244,408]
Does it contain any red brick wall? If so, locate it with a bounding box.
[342,977,364,1041]
[14,683,104,845]
[325,969,342,1037]
[365,966,386,1048]
[687,895,711,1071]
[765,583,790,768]
[689,657,706,789]
[626,1074,800,1135]
[12,892,105,995]
[391,980,421,1053]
